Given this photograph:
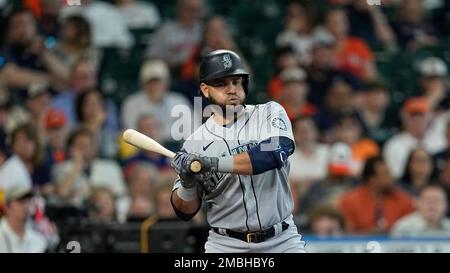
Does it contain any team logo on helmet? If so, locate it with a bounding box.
[222,54,233,69]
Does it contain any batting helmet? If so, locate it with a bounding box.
[199,49,250,93]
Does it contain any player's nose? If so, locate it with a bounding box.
[225,82,237,94]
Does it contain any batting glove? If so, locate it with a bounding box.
[178,170,201,188]
[171,152,219,174]
[172,152,210,188]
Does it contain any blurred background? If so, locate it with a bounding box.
[0,0,450,253]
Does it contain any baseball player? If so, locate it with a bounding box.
[170,49,306,253]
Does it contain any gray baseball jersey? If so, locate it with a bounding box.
[173,101,294,231]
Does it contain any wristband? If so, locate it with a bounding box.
[217,156,234,173]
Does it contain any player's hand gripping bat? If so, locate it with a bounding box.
[122,129,202,173]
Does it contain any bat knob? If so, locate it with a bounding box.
[190,160,202,173]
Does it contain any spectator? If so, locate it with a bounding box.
[75,88,118,158]
[24,82,51,145]
[267,46,299,100]
[88,187,118,223]
[2,7,70,92]
[0,184,47,253]
[434,119,450,176]
[356,80,396,144]
[391,184,450,237]
[115,0,161,29]
[0,83,29,135]
[146,0,204,70]
[155,182,177,220]
[438,159,450,217]
[180,15,249,100]
[392,0,439,51]
[314,79,355,134]
[289,116,329,207]
[308,205,345,237]
[383,97,445,178]
[35,0,64,38]
[346,0,397,50]
[417,57,449,112]
[44,108,68,167]
[300,142,356,214]
[53,128,126,208]
[51,58,119,131]
[121,59,198,142]
[276,1,315,65]
[340,156,415,234]
[125,164,158,222]
[123,114,172,173]
[0,125,52,193]
[331,113,380,176]
[278,67,317,120]
[323,8,377,80]
[0,62,51,90]
[399,147,434,197]
[53,15,100,70]
[59,0,133,48]
[305,31,362,108]
[418,57,450,151]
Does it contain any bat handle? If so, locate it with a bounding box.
[190,160,202,173]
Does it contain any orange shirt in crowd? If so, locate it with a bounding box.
[23,0,42,18]
[282,103,317,121]
[181,47,201,80]
[268,76,283,100]
[334,37,373,79]
[339,184,415,233]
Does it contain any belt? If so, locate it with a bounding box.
[212,221,289,243]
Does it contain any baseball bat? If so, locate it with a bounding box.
[122,129,202,173]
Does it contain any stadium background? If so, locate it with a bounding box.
[0,0,449,252]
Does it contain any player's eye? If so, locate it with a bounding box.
[232,79,242,86]
[210,82,226,87]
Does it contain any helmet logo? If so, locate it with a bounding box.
[222,54,233,69]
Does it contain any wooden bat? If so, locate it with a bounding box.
[122,129,202,173]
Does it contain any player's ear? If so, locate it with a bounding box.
[200,83,209,98]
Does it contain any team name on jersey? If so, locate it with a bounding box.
[230,142,258,156]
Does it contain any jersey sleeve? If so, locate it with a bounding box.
[258,101,294,142]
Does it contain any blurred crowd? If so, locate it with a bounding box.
[0,0,450,252]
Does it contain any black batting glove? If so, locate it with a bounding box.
[171,151,219,174]
[178,170,200,188]
[194,155,219,173]
[171,151,195,174]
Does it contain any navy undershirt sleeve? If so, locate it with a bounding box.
[247,136,295,175]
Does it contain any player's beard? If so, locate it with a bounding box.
[208,94,246,119]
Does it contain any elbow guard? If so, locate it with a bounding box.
[248,136,295,175]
